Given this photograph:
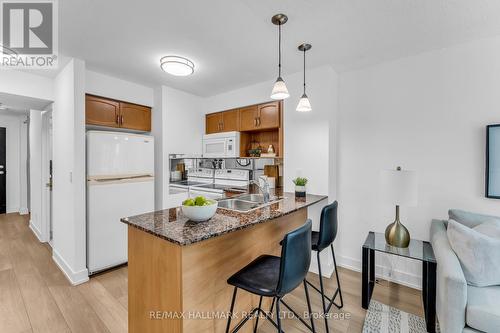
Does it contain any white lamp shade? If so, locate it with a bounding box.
[296,93,312,112]
[380,169,418,206]
[270,77,290,100]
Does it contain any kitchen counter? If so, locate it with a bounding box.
[121,191,326,246]
[124,191,327,333]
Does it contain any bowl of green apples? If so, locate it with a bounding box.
[181,196,218,222]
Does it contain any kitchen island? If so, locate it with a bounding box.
[121,192,327,333]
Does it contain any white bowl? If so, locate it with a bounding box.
[181,200,218,222]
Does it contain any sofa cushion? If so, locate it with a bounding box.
[467,285,500,332]
[447,220,500,287]
[474,220,500,239]
[448,209,500,228]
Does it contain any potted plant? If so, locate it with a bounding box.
[292,177,308,197]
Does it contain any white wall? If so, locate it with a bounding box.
[337,35,500,288]
[29,110,43,240]
[153,86,204,210]
[0,113,27,214]
[52,59,88,285]
[0,70,53,101]
[19,119,28,215]
[85,70,154,107]
[205,65,338,275]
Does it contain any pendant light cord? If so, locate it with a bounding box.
[303,48,306,94]
[278,23,282,77]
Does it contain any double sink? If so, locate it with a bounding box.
[217,194,283,213]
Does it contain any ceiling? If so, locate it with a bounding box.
[0,92,52,114]
[58,0,500,96]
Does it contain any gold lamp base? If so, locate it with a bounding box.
[385,205,410,248]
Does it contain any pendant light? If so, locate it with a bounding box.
[296,43,312,112]
[270,14,290,100]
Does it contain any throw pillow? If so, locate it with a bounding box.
[447,219,500,287]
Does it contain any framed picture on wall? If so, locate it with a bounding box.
[486,124,500,198]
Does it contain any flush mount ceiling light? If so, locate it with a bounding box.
[160,56,195,76]
[296,43,312,112]
[270,14,290,100]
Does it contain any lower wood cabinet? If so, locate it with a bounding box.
[85,94,151,132]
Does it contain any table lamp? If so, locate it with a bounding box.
[381,166,418,248]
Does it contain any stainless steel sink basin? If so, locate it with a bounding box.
[217,199,259,212]
[237,194,282,204]
[218,195,284,213]
[237,194,267,203]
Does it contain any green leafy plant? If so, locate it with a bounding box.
[292,177,308,186]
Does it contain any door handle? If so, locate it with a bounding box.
[0,171,4,175]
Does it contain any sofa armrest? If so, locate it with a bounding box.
[430,219,467,333]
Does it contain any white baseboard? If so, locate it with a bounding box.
[19,207,29,215]
[336,254,422,290]
[29,220,44,242]
[52,248,89,286]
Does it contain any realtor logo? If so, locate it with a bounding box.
[0,0,58,68]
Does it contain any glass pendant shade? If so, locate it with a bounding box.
[270,77,290,100]
[296,93,312,112]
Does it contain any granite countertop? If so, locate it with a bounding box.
[121,192,327,246]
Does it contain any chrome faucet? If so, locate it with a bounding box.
[250,176,270,203]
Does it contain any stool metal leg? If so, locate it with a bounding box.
[226,287,238,333]
[276,297,283,333]
[253,296,263,333]
[304,280,316,333]
[316,251,330,333]
[330,244,344,309]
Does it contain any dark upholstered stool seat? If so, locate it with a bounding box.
[227,255,280,297]
[311,231,320,251]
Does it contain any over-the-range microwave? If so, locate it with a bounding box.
[202,131,240,158]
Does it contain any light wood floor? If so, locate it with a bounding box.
[0,213,423,333]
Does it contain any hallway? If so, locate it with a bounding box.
[0,213,423,333]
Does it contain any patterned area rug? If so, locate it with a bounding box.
[362,300,439,333]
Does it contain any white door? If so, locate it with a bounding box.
[87,177,154,273]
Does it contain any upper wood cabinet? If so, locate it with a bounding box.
[221,110,239,132]
[205,109,239,134]
[120,102,151,132]
[85,95,120,128]
[85,94,151,132]
[238,101,280,131]
[206,113,221,134]
[257,102,280,130]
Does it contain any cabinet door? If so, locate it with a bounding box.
[239,105,258,131]
[221,109,239,132]
[85,95,120,127]
[258,102,280,129]
[206,113,222,134]
[119,102,151,131]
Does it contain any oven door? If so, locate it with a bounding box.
[203,138,227,157]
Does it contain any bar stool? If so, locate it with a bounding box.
[305,201,343,333]
[225,220,315,333]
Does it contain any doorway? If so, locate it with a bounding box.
[41,109,53,243]
[0,127,5,214]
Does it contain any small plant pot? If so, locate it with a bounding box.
[295,185,306,197]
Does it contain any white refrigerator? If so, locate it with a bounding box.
[86,131,155,274]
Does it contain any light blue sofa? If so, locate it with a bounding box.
[430,210,500,333]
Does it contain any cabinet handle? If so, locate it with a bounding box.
[257,117,261,126]
[116,114,120,124]
[254,118,257,127]
[120,115,124,125]
[221,122,224,130]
